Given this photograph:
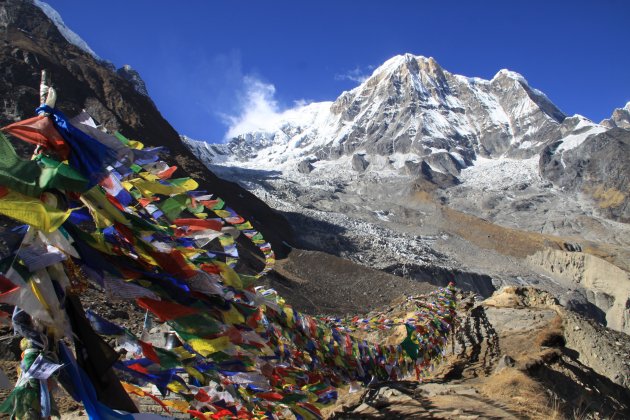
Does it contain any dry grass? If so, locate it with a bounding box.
[480,368,563,419]
[535,315,565,348]
[590,186,625,209]
[420,196,628,272]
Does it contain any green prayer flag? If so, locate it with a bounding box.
[401,324,420,360]
[0,133,86,197]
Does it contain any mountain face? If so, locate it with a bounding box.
[184,54,630,334]
[183,54,628,222]
[540,117,629,222]
[185,55,567,168]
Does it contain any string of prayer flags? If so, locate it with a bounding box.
[0,106,458,419]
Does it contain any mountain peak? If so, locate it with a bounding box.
[117,64,150,97]
[200,53,569,168]
[375,54,441,76]
[493,68,528,84]
[600,100,630,129]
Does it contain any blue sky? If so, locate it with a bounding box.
[46,0,629,142]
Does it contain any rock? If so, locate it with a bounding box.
[559,289,607,325]
[380,387,402,398]
[494,354,515,372]
[351,153,369,172]
[540,125,630,222]
[0,336,21,360]
[564,242,582,252]
[116,64,151,97]
[353,402,379,415]
[297,159,315,174]
[601,102,630,129]
[408,160,460,188]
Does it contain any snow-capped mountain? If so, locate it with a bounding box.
[183,54,626,221]
[183,54,630,331]
[183,54,579,180]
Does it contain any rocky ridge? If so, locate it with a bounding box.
[601,101,630,130]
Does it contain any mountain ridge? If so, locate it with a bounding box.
[183,53,628,222]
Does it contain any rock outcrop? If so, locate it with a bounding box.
[601,101,630,129]
[540,124,630,222]
[116,64,150,97]
[527,248,630,334]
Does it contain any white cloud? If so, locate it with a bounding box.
[334,65,375,84]
[221,76,311,140]
[222,76,282,139]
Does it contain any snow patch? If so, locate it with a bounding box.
[557,123,606,152]
[33,0,99,58]
[459,156,540,191]
[494,69,528,85]
[373,210,391,222]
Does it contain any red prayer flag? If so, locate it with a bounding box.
[149,249,198,279]
[2,115,70,159]
[174,218,223,231]
[157,165,178,180]
[256,392,284,401]
[138,340,161,364]
[137,297,199,321]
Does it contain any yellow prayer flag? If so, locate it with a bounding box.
[138,171,160,182]
[187,336,231,357]
[215,262,243,289]
[0,189,71,232]
[174,178,198,191]
[184,366,205,382]
[81,187,130,227]
[171,346,195,360]
[284,307,295,328]
[130,179,186,197]
[127,140,144,150]
[163,399,191,413]
[222,305,245,325]
[213,210,231,218]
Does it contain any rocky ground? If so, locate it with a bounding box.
[325,287,630,419]
[207,157,630,337]
[2,265,629,419]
